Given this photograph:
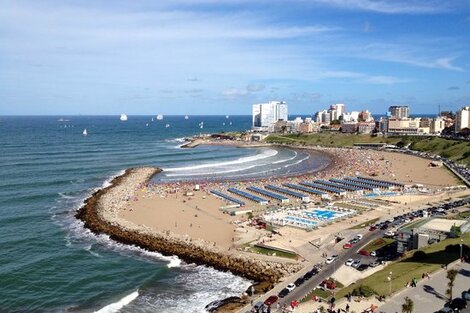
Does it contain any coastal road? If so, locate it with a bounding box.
[276,229,386,308]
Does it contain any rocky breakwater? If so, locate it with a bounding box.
[76,167,302,284]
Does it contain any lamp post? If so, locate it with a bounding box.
[460,239,464,261]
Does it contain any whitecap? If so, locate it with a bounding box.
[95,290,139,313]
[164,149,278,172]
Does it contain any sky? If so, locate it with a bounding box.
[1,0,470,115]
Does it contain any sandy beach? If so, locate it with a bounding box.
[119,146,460,253]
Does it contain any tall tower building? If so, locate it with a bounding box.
[388,106,409,119]
[455,106,470,132]
[252,101,288,128]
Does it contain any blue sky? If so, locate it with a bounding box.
[1,0,469,115]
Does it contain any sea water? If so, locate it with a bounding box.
[0,115,327,312]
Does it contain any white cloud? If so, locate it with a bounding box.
[309,0,450,14]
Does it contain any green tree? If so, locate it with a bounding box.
[446,269,458,300]
[401,296,414,313]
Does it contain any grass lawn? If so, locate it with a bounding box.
[458,210,470,219]
[300,279,344,303]
[349,217,380,230]
[265,133,470,167]
[361,238,395,253]
[240,242,298,259]
[335,233,470,299]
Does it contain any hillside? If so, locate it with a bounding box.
[265,133,470,166]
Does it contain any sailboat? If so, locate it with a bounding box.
[151,117,154,122]
[184,115,189,120]
[120,114,128,121]
[82,128,88,136]
[225,115,229,119]
[157,114,163,120]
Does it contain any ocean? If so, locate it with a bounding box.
[0,115,324,313]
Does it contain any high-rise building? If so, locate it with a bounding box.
[388,106,409,119]
[330,104,345,117]
[252,101,288,129]
[455,106,470,132]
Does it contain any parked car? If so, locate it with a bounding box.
[343,243,352,249]
[370,251,377,257]
[369,261,380,268]
[303,271,313,280]
[369,225,377,231]
[357,264,369,271]
[264,295,278,306]
[358,250,369,256]
[351,260,361,268]
[278,288,289,298]
[448,297,467,310]
[326,257,334,264]
[294,277,305,287]
[356,234,363,240]
[286,283,296,292]
[435,307,454,313]
[320,279,337,290]
[253,302,264,310]
[345,258,354,266]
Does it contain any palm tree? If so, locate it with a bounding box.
[401,296,414,313]
[446,269,458,300]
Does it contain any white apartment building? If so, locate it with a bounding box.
[252,101,288,129]
[342,111,360,122]
[455,106,470,132]
[389,105,409,119]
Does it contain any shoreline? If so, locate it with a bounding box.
[74,140,463,312]
[75,167,303,308]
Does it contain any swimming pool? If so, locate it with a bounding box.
[303,209,340,220]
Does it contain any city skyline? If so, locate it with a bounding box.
[1,0,470,115]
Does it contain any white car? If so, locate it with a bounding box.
[326,257,334,264]
[351,260,361,268]
[370,251,377,257]
[356,234,363,240]
[345,258,354,266]
[286,283,296,292]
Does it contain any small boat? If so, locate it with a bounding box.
[146,123,149,127]
[225,115,229,119]
[165,124,170,128]
[184,115,189,120]
[157,114,163,120]
[222,122,225,126]
[82,128,88,136]
[120,113,128,121]
[151,118,154,122]
[229,122,232,125]
[200,125,203,129]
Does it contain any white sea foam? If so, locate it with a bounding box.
[95,290,139,313]
[164,164,258,177]
[272,150,298,164]
[284,154,310,168]
[58,192,77,200]
[164,149,278,172]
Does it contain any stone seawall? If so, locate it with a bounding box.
[75,167,301,284]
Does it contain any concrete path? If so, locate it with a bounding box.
[378,261,470,313]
